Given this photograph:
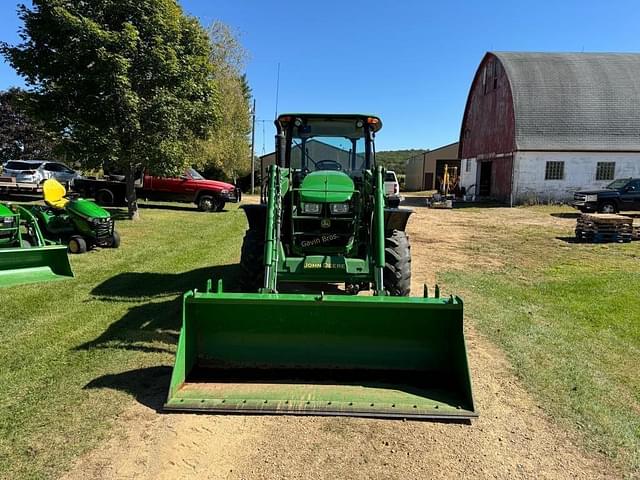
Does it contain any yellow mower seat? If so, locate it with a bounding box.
[43,179,69,209]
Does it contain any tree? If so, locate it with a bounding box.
[192,21,251,182]
[1,0,218,219]
[0,88,57,162]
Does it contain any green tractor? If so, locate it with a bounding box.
[31,179,120,254]
[165,114,475,420]
[0,202,73,288]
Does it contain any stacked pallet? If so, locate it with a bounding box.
[575,213,634,243]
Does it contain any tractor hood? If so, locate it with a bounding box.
[299,171,355,203]
[67,198,111,219]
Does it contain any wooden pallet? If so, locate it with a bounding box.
[575,213,634,243]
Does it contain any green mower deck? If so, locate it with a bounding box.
[165,284,476,420]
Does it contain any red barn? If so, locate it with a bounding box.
[459,52,640,204]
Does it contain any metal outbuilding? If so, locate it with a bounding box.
[405,142,459,191]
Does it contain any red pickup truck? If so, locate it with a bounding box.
[72,168,241,212]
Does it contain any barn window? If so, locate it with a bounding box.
[596,162,615,181]
[545,161,565,180]
[465,159,471,172]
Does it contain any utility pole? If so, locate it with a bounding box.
[250,98,256,193]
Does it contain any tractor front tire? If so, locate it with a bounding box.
[110,230,121,248]
[68,235,87,254]
[383,230,411,296]
[239,229,265,292]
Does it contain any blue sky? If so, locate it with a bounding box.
[1,1,640,152]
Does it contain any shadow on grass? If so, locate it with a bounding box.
[551,212,580,219]
[556,236,582,244]
[84,365,171,411]
[138,202,197,213]
[552,211,640,219]
[105,207,131,221]
[91,265,240,298]
[77,265,241,353]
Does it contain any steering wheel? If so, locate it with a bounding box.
[315,160,343,171]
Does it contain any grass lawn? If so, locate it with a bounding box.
[0,201,247,479]
[0,202,638,478]
[444,206,640,475]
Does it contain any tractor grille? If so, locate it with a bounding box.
[293,218,354,252]
[94,218,114,246]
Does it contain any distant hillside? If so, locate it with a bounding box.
[376,149,426,175]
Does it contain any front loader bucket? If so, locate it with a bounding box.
[0,245,74,288]
[165,285,476,420]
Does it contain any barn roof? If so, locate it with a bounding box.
[492,52,640,151]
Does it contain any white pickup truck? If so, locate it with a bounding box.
[384,170,401,208]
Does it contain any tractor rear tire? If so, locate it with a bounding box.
[239,229,264,292]
[383,230,411,296]
[68,235,87,254]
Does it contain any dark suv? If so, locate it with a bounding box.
[572,178,640,213]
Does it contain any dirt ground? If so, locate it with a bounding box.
[62,199,619,480]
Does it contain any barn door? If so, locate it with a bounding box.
[479,161,492,196]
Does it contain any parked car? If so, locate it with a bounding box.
[1,160,80,186]
[384,170,401,208]
[572,178,640,213]
[73,168,241,212]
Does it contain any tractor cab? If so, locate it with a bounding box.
[278,113,381,182]
[275,114,383,256]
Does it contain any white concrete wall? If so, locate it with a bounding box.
[513,151,640,203]
[460,158,478,195]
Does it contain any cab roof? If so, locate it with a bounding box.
[277,113,383,133]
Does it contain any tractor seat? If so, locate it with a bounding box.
[43,179,69,209]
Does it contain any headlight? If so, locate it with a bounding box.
[329,203,350,215]
[302,203,322,214]
[220,189,229,194]
[585,194,598,202]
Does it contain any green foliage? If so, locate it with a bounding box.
[0,88,58,162]
[1,0,219,217]
[376,149,426,175]
[192,21,252,181]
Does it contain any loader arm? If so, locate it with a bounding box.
[261,164,290,293]
[373,166,386,295]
